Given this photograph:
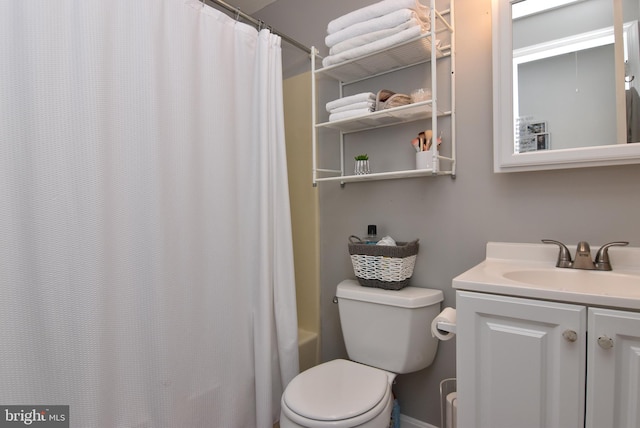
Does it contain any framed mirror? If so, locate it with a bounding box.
[493,0,640,172]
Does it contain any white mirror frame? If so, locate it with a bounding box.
[492,0,640,172]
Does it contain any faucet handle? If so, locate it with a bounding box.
[594,241,629,271]
[542,239,573,268]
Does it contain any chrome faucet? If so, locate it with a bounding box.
[542,240,629,271]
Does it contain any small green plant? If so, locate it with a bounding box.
[354,154,369,161]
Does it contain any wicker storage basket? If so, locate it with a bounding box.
[348,236,419,290]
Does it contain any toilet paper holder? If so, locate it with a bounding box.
[436,321,457,334]
[432,307,457,341]
[440,378,457,428]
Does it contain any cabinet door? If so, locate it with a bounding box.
[586,307,640,428]
[456,291,586,428]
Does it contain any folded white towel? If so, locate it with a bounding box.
[325,92,376,112]
[329,108,373,122]
[323,26,429,68]
[329,100,376,114]
[330,17,425,56]
[326,8,427,48]
[327,0,425,34]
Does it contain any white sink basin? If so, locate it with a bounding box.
[502,268,640,297]
[453,242,640,309]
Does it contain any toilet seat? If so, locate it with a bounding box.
[282,359,392,427]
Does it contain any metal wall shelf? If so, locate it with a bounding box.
[317,102,451,134]
[316,34,450,84]
[315,164,455,185]
[311,0,455,186]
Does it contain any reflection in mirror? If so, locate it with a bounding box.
[492,0,640,172]
[511,0,626,153]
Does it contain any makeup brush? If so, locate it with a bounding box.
[424,129,433,150]
[411,138,420,152]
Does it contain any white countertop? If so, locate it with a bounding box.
[452,242,640,310]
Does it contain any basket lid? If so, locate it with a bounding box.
[336,279,443,308]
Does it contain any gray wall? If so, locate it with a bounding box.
[257,0,640,425]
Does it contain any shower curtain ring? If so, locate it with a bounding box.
[235,8,241,22]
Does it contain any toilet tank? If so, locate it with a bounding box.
[336,279,444,374]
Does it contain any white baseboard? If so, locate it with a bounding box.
[400,413,438,428]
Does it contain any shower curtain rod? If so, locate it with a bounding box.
[205,0,312,54]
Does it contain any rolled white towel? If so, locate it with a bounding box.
[325,92,376,112]
[330,17,425,56]
[329,108,373,122]
[329,100,376,114]
[326,8,427,48]
[327,0,425,34]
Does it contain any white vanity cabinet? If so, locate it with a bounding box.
[456,291,586,428]
[456,291,640,428]
[586,307,640,428]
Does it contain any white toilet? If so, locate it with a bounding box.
[280,279,444,428]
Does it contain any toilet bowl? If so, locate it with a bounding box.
[280,359,396,428]
[280,280,444,428]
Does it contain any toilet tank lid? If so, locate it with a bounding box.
[336,280,443,308]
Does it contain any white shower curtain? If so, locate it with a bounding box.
[0,1,299,427]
